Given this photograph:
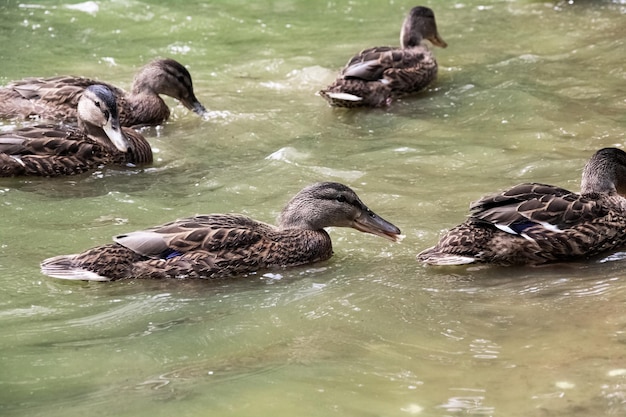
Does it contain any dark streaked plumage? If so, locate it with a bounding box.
[417,148,626,266]
[0,58,207,127]
[319,6,447,108]
[0,84,152,177]
[41,182,402,281]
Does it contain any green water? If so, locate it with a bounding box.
[1,0,626,416]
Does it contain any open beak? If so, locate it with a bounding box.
[352,210,402,242]
[103,117,129,153]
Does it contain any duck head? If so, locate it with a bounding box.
[400,6,447,49]
[278,182,402,242]
[77,84,129,153]
[132,58,208,118]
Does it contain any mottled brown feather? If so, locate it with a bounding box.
[41,183,401,281]
[319,6,446,108]
[418,148,626,266]
[0,58,207,127]
[0,85,152,177]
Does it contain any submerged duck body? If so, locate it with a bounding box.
[0,84,152,177]
[319,6,447,108]
[0,58,207,127]
[41,182,402,281]
[417,148,626,266]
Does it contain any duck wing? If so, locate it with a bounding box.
[1,76,123,122]
[113,213,333,279]
[341,47,397,81]
[0,125,91,155]
[469,182,606,235]
[9,76,93,103]
[114,214,270,259]
[122,127,153,165]
[0,126,119,176]
[342,46,435,85]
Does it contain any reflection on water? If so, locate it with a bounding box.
[1,0,626,416]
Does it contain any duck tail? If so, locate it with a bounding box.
[320,91,363,102]
[318,90,366,107]
[40,254,112,281]
[318,81,392,108]
[416,247,477,266]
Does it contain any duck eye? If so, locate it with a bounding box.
[94,101,101,108]
[336,195,347,203]
[177,75,188,86]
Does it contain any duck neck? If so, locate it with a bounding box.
[277,200,327,231]
[400,27,423,48]
[125,92,170,127]
[278,211,316,231]
[580,153,626,196]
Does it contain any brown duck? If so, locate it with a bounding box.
[0,84,152,177]
[417,148,626,266]
[41,182,402,281]
[0,58,207,127]
[319,6,447,107]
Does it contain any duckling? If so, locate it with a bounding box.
[0,84,152,177]
[41,182,402,281]
[417,148,626,266]
[319,6,447,107]
[0,58,208,127]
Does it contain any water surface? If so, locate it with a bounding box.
[1,0,626,416]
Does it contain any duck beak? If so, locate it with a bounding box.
[352,210,402,242]
[429,32,448,48]
[180,94,209,117]
[103,117,129,153]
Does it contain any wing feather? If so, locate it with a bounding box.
[469,183,606,234]
[114,214,272,259]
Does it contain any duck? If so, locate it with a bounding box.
[0,84,152,177]
[417,148,626,266]
[40,182,402,281]
[319,6,447,108]
[0,58,208,127]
